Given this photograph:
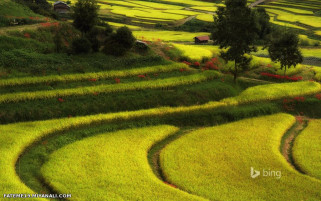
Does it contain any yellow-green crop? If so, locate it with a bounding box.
[191,6,218,12]
[0,63,190,87]
[223,81,321,104]
[1,81,321,198]
[160,113,321,200]
[293,119,321,179]
[41,126,206,201]
[196,14,214,22]
[313,67,321,81]
[265,8,321,28]
[259,5,314,14]
[133,30,209,42]
[172,44,213,61]
[0,71,219,103]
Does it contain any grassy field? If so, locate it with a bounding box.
[196,14,214,22]
[133,30,209,41]
[0,0,42,18]
[313,67,321,81]
[0,63,189,87]
[41,126,206,201]
[0,71,219,103]
[172,44,213,61]
[1,0,321,200]
[160,113,321,200]
[293,119,321,179]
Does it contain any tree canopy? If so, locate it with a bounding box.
[72,0,99,34]
[212,0,258,82]
[268,30,303,76]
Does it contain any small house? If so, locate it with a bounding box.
[54,1,70,14]
[194,36,210,44]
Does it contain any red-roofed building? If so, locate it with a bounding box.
[194,35,210,44]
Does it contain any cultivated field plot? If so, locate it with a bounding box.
[293,119,321,179]
[1,0,321,200]
[261,0,321,37]
[160,114,321,200]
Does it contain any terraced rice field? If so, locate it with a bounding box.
[133,30,209,41]
[1,0,321,200]
[161,114,321,200]
[293,119,321,180]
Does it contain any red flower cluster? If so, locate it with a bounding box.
[29,16,40,20]
[296,115,304,124]
[193,61,200,67]
[266,64,273,68]
[115,78,120,83]
[138,74,146,78]
[88,78,97,82]
[260,72,303,81]
[40,22,59,27]
[315,94,321,100]
[283,97,305,111]
[179,68,188,72]
[182,61,192,66]
[293,96,305,102]
[211,57,220,64]
[58,98,64,102]
[24,33,30,38]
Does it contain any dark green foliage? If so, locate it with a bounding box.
[103,23,113,36]
[86,27,101,52]
[53,31,63,53]
[113,26,136,49]
[268,30,303,76]
[212,0,258,82]
[15,0,58,18]
[253,7,271,40]
[103,26,135,56]
[72,0,99,33]
[175,19,213,32]
[71,37,92,54]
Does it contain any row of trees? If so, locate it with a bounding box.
[212,0,303,82]
[70,0,136,55]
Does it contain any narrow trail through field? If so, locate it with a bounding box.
[0,23,42,35]
[280,118,308,174]
[175,15,196,26]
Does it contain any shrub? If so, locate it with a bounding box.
[114,26,136,49]
[71,37,92,54]
[103,26,135,56]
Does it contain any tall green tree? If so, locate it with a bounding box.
[212,0,258,82]
[253,7,271,40]
[268,30,303,76]
[72,0,99,34]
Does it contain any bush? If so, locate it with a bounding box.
[114,26,136,49]
[103,39,128,56]
[103,26,135,56]
[72,37,92,54]
[86,27,100,52]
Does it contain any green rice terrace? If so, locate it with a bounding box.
[0,0,321,200]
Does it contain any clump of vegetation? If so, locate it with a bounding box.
[268,29,303,76]
[212,0,258,82]
[71,37,92,54]
[15,0,58,18]
[103,26,136,56]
